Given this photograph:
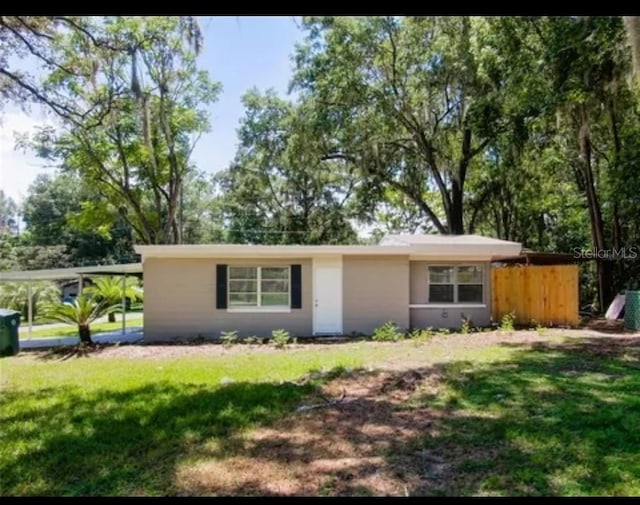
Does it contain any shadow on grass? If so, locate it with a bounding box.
[398,336,640,496]
[0,381,315,496]
[34,344,111,361]
[3,336,640,496]
[167,336,640,496]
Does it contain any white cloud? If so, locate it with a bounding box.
[0,108,57,205]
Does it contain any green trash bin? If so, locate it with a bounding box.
[624,291,640,331]
[0,309,20,356]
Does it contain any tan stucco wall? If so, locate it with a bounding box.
[143,257,312,341]
[342,255,410,335]
[409,261,492,329]
[143,255,493,340]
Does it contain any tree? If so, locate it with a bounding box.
[84,275,143,323]
[624,17,640,77]
[288,16,638,309]
[454,18,587,252]
[0,190,18,235]
[0,233,19,270]
[1,16,203,117]
[21,172,134,265]
[43,295,118,345]
[1,16,72,114]
[292,16,510,234]
[217,89,360,244]
[535,16,634,310]
[470,16,639,309]
[18,17,220,244]
[180,170,226,244]
[13,245,72,270]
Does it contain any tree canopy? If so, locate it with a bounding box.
[2,15,639,311]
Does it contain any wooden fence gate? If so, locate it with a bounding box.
[491,264,579,326]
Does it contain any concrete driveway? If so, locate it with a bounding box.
[19,326,144,349]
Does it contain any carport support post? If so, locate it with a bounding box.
[121,273,126,335]
[27,281,33,338]
[78,274,83,296]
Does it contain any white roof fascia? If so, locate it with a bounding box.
[134,244,412,259]
[135,241,522,260]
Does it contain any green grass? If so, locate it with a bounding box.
[1,336,639,496]
[0,346,371,496]
[20,314,144,339]
[400,339,640,496]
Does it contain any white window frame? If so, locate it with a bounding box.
[427,264,485,306]
[227,266,291,313]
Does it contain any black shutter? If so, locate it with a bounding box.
[216,264,227,309]
[291,264,302,309]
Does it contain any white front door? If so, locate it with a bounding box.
[313,257,343,335]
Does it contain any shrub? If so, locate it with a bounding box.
[84,276,143,323]
[220,330,239,347]
[529,319,547,337]
[499,311,516,332]
[192,334,207,344]
[41,296,119,345]
[272,329,291,348]
[460,317,473,334]
[372,320,404,342]
[437,328,450,335]
[409,327,435,342]
[243,335,260,345]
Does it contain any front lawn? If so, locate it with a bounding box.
[1,331,638,496]
[401,338,640,496]
[0,344,369,496]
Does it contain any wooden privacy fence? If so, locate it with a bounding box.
[491,264,579,326]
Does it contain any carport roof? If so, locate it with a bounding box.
[0,263,142,282]
[491,251,592,265]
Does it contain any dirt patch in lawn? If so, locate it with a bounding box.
[172,330,640,496]
[175,365,447,496]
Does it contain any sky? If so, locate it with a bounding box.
[0,16,305,205]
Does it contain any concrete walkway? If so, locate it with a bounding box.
[19,326,144,349]
[25,313,143,332]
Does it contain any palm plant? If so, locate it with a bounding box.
[42,296,119,345]
[84,276,143,322]
[0,281,61,321]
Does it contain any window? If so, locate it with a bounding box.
[428,266,454,303]
[228,266,290,308]
[456,265,483,303]
[428,265,484,304]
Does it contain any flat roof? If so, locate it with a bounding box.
[135,236,522,260]
[380,234,519,246]
[0,263,142,282]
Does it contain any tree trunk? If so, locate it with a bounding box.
[608,98,625,299]
[108,312,116,323]
[449,181,465,235]
[624,16,640,76]
[579,117,613,312]
[78,324,93,345]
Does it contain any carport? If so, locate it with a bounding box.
[0,263,142,338]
